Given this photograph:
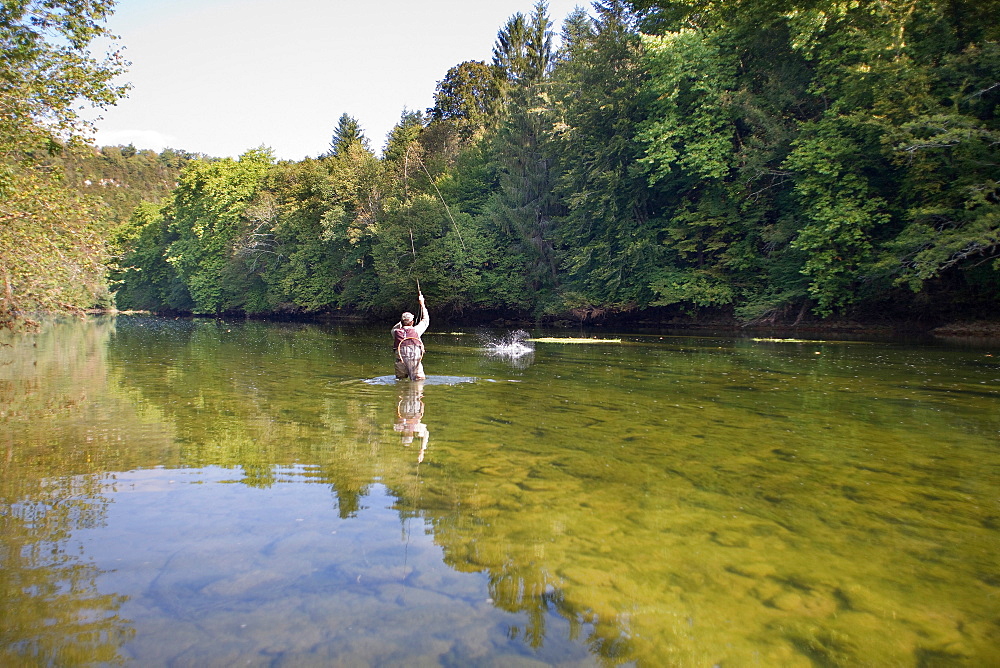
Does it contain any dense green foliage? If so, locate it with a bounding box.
[99,1,1000,322]
[1,0,130,328]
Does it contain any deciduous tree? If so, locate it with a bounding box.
[1,0,128,328]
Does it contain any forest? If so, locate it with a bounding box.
[2,0,998,329]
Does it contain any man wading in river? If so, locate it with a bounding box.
[392,293,428,380]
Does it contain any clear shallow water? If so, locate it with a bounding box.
[1,316,998,666]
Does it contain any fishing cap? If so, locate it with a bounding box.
[401,312,415,324]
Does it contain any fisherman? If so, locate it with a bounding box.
[392,293,428,380]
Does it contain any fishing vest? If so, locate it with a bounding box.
[394,325,422,349]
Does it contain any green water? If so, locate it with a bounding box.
[1,316,998,666]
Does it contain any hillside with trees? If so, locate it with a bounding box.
[34,144,202,225]
[5,0,998,330]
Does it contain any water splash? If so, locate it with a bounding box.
[480,329,535,359]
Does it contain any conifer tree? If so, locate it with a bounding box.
[325,113,369,158]
[487,1,561,309]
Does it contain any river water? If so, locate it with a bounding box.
[1,316,998,666]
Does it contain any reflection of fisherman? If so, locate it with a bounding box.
[392,293,429,380]
[394,380,429,462]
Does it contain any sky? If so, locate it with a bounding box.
[88,0,588,160]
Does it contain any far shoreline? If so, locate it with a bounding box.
[67,309,1000,341]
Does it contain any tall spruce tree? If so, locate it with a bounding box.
[325,113,369,158]
[550,1,658,316]
[486,1,561,310]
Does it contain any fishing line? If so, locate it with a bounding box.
[405,145,466,250]
[416,155,466,250]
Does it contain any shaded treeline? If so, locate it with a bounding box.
[4,1,997,327]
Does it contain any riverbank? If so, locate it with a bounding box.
[926,320,1000,338]
[541,312,1000,339]
[12,309,1000,341]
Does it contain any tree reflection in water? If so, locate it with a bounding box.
[1,320,134,665]
[1,476,133,666]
